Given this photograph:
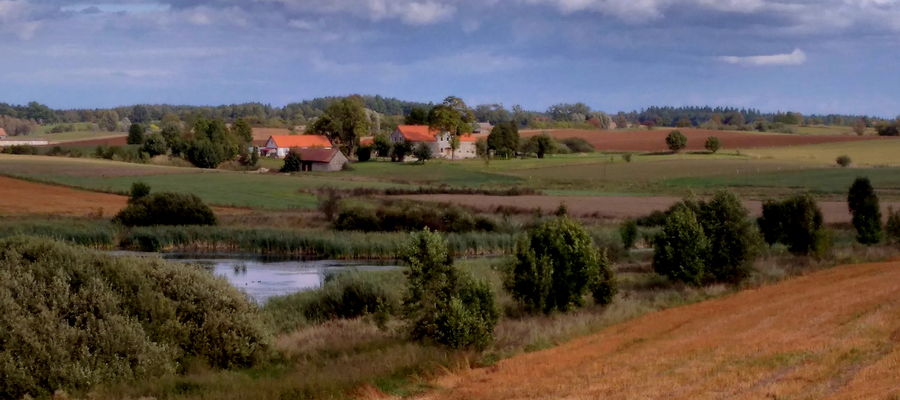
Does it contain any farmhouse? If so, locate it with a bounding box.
[293,148,348,172]
[390,125,477,160]
[262,135,332,158]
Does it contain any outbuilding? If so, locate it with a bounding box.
[262,135,332,158]
[293,147,348,172]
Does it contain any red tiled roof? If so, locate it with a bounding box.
[396,125,438,142]
[459,134,477,142]
[252,127,291,141]
[0,128,6,137]
[292,147,339,163]
[269,135,332,148]
[359,136,374,147]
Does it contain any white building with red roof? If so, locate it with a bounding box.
[390,125,477,160]
[262,134,333,158]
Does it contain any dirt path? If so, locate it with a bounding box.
[417,260,900,400]
[0,175,128,217]
[394,194,900,224]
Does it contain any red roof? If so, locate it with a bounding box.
[459,134,477,142]
[0,128,6,137]
[269,135,332,148]
[396,125,438,142]
[292,147,340,163]
[359,136,374,147]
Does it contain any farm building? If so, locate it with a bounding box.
[390,125,477,160]
[473,122,493,134]
[0,128,6,138]
[292,148,348,172]
[262,135,332,158]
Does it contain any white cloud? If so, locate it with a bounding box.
[718,48,807,66]
[0,0,41,39]
[267,0,456,25]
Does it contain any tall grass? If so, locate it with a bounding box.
[120,226,517,259]
[0,218,117,247]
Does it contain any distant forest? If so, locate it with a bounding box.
[0,96,892,133]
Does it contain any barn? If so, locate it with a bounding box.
[293,148,349,172]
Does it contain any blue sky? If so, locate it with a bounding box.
[0,0,898,116]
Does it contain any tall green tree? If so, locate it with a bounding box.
[848,177,883,244]
[508,217,616,314]
[487,121,519,158]
[402,229,498,349]
[405,107,429,125]
[127,123,145,145]
[308,96,370,155]
[652,206,709,285]
[232,118,253,143]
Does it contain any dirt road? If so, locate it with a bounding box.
[418,260,900,399]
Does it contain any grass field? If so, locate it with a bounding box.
[667,166,900,194]
[741,138,900,166]
[417,259,900,400]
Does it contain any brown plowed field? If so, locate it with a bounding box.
[53,135,128,147]
[0,176,128,217]
[418,260,900,400]
[521,129,886,152]
[0,176,244,217]
[395,194,900,224]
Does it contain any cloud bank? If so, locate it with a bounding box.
[719,48,807,66]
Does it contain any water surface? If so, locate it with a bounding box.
[165,255,398,304]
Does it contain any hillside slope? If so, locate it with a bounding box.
[418,260,900,400]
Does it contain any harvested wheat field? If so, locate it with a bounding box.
[417,260,900,400]
[0,175,128,216]
[54,134,128,147]
[520,129,886,152]
[396,194,900,224]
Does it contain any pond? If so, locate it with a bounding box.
[163,255,399,304]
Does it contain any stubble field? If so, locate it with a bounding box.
[417,259,900,400]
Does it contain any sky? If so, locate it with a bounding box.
[0,0,899,116]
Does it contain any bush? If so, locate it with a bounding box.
[413,142,432,163]
[886,207,900,243]
[758,194,829,255]
[523,133,555,159]
[666,130,687,152]
[836,155,852,167]
[693,191,761,283]
[127,123,145,145]
[652,206,709,285]
[619,219,638,249]
[113,192,217,227]
[129,181,151,203]
[0,237,270,398]
[333,202,497,233]
[356,146,372,162]
[559,137,595,153]
[186,139,225,169]
[402,230,498,349]
[281,150,302,172]
[508,217,616,314]
[848,177,882,244]
[622,153,633,162]
[1,145,38,155]
[705,136,720,153]
[391,141,412,162]
[141,133,168,157]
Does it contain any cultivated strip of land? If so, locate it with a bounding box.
[417,260,900,400]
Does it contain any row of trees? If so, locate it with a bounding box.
[124,115,254,169]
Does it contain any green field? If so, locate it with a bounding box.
[740,138,900,166]
[667,166,900,194]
